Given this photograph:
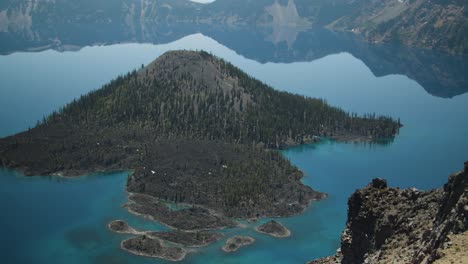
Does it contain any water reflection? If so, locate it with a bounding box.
[0,0,466,98]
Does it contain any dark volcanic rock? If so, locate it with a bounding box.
[255,220,291,238]
[370,178,387,189]
[310,162,468,264]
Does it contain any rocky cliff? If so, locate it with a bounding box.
[311,162,467,264]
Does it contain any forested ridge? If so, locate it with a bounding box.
[0,50,400,218]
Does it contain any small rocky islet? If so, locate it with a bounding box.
[255,220,291,238]
[222,236,256,253]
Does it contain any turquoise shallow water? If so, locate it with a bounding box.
[0,34,467,264]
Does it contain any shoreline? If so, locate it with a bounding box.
[125,191,324,232]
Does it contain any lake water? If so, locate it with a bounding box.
[1,33,467,264]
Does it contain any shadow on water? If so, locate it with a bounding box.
[65,226,103,250]
[93,254,130,264]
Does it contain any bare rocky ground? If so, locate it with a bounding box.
[434,231,468,264]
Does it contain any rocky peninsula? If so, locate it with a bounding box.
[126,193,236,231]
[255,220,291,238]
[222,236,255,253]
[310,162,468,264]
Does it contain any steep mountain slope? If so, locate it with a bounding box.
[310,162,468,264]
[329,0,468,54]
[46,50,399,147]
[0,50,399,219]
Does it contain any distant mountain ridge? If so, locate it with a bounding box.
[0,0,466,54]
[1,1,466,98]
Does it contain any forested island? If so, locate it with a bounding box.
[0,50,400,259]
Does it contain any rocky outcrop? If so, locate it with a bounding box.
[310,162,467,264]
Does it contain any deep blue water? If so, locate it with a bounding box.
[0,34,467,264]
